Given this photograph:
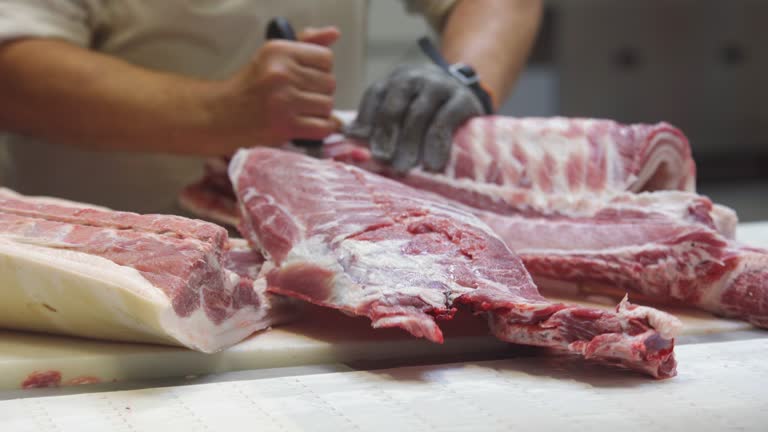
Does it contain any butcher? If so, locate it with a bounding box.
[0,0,541,214]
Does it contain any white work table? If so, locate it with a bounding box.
[1,222,767,431]
[2,338,768,432]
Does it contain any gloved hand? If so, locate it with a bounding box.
[346,64,485,173]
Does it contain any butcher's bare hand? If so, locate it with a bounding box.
[207,26,339,148]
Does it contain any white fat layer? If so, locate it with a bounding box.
[332,109,356,126]
[0,236,278,352]
[629,131,692,191]
[712,204,738,239]
[341,238,473,302]
[0,237,167,304]
[228,149,248,191]
[241,187,260,204]
[696,250,764,313]
[0,238,172,343]
[228,237,249,249]
[617,296,683,339]
[285,235,474,309]
[159,278,274,353]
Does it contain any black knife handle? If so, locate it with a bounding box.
[266,17,297,40]
[265,17,324,151]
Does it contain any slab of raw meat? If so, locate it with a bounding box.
[229,148,681,378]
[343,144,765,328]
[0,188,289,352]
[180,116,694,225]
[431,116,696,194]
[331,116,695,211]
[357,159,738,238]
[477,196,768,328]
[325,119,768,328]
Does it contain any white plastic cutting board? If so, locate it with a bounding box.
[0,306,512,390]
[0,222,766,390]
[0,301,752,391]
[3,338,768,432]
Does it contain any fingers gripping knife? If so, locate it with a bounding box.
[265,17,325,157]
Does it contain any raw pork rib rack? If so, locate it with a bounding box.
[325,117,767,329]
[180,116,696,225]
[230,148,681,378]
[0,188,288,352]
[405,116,696,195]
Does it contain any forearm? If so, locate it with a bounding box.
[439,0,542,109]
[0,38,222,156]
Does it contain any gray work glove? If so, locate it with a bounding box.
[346,64,485,173]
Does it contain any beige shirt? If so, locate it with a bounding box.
[0,0,456,213]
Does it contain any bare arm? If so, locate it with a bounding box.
[0,38,219,155]
[439,0,542,109]
[0,30,338,156]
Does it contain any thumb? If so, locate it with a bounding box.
[299,26,340,47]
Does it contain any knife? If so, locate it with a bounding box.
[265,17,325,157]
